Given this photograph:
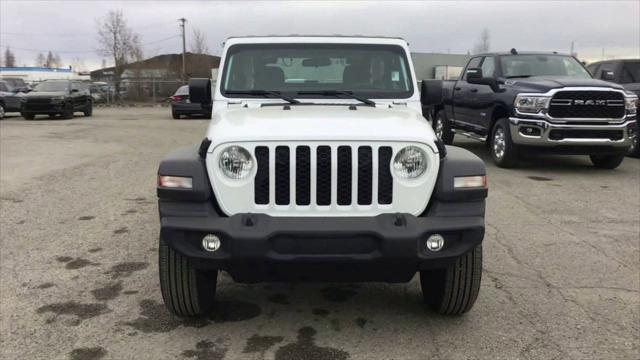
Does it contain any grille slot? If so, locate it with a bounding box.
[254,145,395,208]
[549,90,625,119]
[275,146,290,205]
[254,146,269,204]
[378,147,393,204]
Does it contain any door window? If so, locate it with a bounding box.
[480,56,495,78]
[463,57,482,80]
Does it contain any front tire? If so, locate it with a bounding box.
[159,237,217,317]
[0,103,5,119]
[420,244,482,315]
[172,112,180,119]
[433,111,454,145]
[83,101,93,116]
[22,112,35,120]
[61,103,74,119]
[590,154,624,169]
[490,118,519,168]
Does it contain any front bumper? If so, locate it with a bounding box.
[161,213,484,283]
[21,103,64,114]
[509,117,636,148]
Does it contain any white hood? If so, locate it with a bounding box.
[206,105,437,148]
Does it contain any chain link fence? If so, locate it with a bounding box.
[90,79,187,105]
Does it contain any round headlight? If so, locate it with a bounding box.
[393,146,427,179]
[218,146,253,179]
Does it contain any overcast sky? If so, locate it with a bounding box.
[1,0,638,71]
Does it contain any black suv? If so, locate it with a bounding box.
[21,80,92,120]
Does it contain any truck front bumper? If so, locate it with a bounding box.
[508,117,636,150]
[160,213,484,283]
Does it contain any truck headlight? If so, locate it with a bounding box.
[625,96,638,115]
[393,146,427,179]
[219,146,253,179]
[514,95,550,114]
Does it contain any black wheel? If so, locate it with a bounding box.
[48,114,58,119]
[490,118,519,168]
[172,112,180,119]
[420,244,482,315]
[0,103,5,119]
[61,103,74,119]
[83,101,93,116]
[627,135,640,158]
[590,154,625,169]
[433,111,454,145]
[159,237,217,317]
[22,112,35,120]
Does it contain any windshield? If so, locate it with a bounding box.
[34,81,69,92]
[221,43,413,98]
[500,55,592,79]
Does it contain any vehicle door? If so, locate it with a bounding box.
[70,81,83,109]
[452,56,483,126]
[0,82,21,111]
[468,56,497,129]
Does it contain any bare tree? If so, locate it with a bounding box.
[190,28,209,54]
[35,53,46,67]
[95,9,142,100]
[4,47,16,67]
[44,51,62,68]
[473,28,490,54]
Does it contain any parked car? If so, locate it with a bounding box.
[21,80,92,120]
[156,36,488,317]
[587,59,640,157]
[170,85,212,119]
[422,50,638,169]
[0,77,30,93]
[0,80,26,119]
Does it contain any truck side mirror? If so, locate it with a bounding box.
[602,71,615,81]
[420,80,443,106]
[189,78,212,105]
[466,68,483,81]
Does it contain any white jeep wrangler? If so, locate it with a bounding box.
[157,36,488,316]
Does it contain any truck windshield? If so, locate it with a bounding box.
[33,81,69,92]
[221,43,413,99]
[501,55,591,79]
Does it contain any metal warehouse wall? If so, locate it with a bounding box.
[411,53,472,80]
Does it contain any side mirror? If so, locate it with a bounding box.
[466,68,483,81]
[420,80,443,106]
[71,88,79,93]
[189,78,212,105]
[602,71,615,81]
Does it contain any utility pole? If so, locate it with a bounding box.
[179,18,187,82]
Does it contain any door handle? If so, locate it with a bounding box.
[470,88,478,93]
[454,87,462,91]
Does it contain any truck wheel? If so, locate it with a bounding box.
[172,112,180,119]
[61,103,74,119]
[0,103,5,119]
[83,101,93,117]
[22,112,35,120]
[589,154,624,169]
[490,118,519,168]
[420,244,482,315]
[433,111,454,145]
[159,237,217,317]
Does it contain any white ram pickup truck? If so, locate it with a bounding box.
[157,36,488,317]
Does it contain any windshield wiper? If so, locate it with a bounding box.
[506,75,532,79]
[225,90,300,104]
[296,90,376,106]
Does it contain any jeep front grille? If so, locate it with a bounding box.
[254,145,393,207]
[548,90,625,119]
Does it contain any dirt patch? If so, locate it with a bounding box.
[123,290,139,295]
[113,227,129,235]
[69,346,107,360]
[37,301,110,325]
[355,318,368,328]
[527,176,553,182]
[330,319,342,332]
[78,216,95,221]
[91,282,123,301]
[321,286,357,302]
[275,326,349,360]
[35,282,55,289]
[65,258,98,270]
[56,256,73,263]
[88,247,103,253]
[268,293,290,305]
[181,340,227,360]
[243,334,284,353]
[107,262,149,279]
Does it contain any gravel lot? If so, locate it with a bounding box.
[1,107,638,360]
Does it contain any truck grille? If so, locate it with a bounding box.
[548,90,625,119]
[254,145,393,207]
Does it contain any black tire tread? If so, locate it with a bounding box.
[159,237,216,317]
[421,244,482,315]
[589,154,624,169]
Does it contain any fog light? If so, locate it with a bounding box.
[426,234,445,252]
[202,234,221,252]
